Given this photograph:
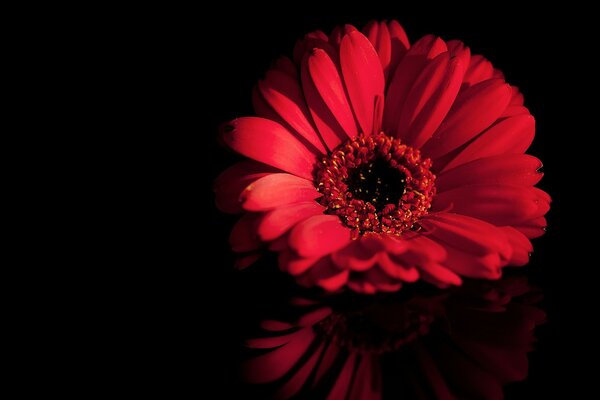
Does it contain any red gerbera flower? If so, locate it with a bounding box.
[215,20,550,293]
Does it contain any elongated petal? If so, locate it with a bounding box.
[422,79,512,159]
[463,55,494,87]
[447,39,471,69]
[340,30,385,136]
[510,86,524,106]
[256,201,325,241]
[418,261,463,287]
[308,49,358,138]
[274,342,326,399]
[387,20,410,77]
[441,244,504,279]
[289,215,352,257]
[242,329,316,383]
[501,105,530,118]
[259,69,327,153]
[331,239,378,271]
[221,117,317,180]
[279,251,321,276]
[295,257,350,291]
[442,114,535,171]
[230,213,261,252]
[363,21,392,80]
[301,53,348,150]
[383,35,447,134]
[240,173,320,211]
[214,161,278,213]
[363,20,410,84]
[327,353,357,400]
[502,226,533,266]
[273,56,297,78]
[436,154,543,192]
[399,53,465,148]
[514,217,547,238]
[293,31,336,64]
[432,185,549,226]
[421,213,511,258]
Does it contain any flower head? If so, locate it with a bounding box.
[215,20,550,293]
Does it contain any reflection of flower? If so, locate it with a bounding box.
[242,276,545,399]
[215,20,550,293]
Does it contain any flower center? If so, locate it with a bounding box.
[315,133,436,238]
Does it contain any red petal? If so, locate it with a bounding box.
[242,329,315,383]
[256,201,325,241]
[273,56,297,78]
[316,268,350,291]
[363,21,392,81]
[259,69,327,154]
[383,35,447,134]
[442,245,503,279]
[293,31,336,64]
[260,320,294,331]
[294,257,350,291]
[436,154,543,192]
[289,215,352,258]
[245,329,303,349]
[447,40,471,69]
[418,261,463,287]
[510,86,525,106]
[500,105,531,118]
[463,55,494,87]
[340,30,385,136]
[221,117,317,180]
[252,85,286,124]
[301,53,348,151]
[422,79,512,159]
[365,267,404,292]
[514,217,547,238]
[234,252,261,270]
[331,240,378,271]
[313,344,340,387]
[308,48,358,139]
[422,213,512,258]
[230,213,261,253]
[274,342,326,399]
[377,252,420,282]
[213,160,278,214]
[387,20,410,79]
[278,251,321,276]
[347,280,378,294]
[240,173,319,211]
[399,53,466,148]
[327,353,357,399]
[432,185,548,226]
[442,114,535,171]
[501,226,533,266]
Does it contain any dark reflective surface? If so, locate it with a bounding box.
[236,275,544,399]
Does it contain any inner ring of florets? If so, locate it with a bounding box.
[315,132,436,238]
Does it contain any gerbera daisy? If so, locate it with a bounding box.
[215,20,550,293]
[242,276,545,399]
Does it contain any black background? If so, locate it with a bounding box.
[162,5,592,398]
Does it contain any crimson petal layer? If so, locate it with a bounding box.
[340,30,385,136]
[221,117,317,180]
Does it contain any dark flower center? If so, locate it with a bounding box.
[315,133,436,238]
[347,158,407,207]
